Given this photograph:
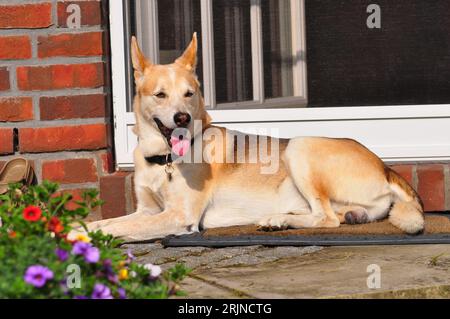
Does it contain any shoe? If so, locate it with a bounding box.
[0,158,37,194]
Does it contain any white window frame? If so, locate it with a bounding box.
[110,0,450,169]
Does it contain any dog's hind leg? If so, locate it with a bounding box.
[258,212,316,231]
[283,140,341,229]
[257,197,340,231]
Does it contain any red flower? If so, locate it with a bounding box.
[23,206,42,222]
[48,216,64,234]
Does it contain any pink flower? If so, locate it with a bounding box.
[143,263,162,278]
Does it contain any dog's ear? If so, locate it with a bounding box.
[131,36,151,80]
[175,32,197,72]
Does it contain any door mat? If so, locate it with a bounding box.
[162,213,450,247]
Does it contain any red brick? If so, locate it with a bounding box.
[0,67,10,91]
[38,32,103,58]
[57,1,103,27]
[42,158,98,184]
[417,164,445,211]
[0,3,52,29]
[389,164,414,186]
[0,97,33,122]
[0,36,31,60]
[40,94,105,120]
[17,63,104,91]
[99,151,114,174]
[19,124,107,153]
[52,189,102,221]
[0,128,14,154]
[100,172,129,219]
[53,189,83,211]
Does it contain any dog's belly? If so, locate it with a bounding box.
[200,177,310,229]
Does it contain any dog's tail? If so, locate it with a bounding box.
[385,167,424,234]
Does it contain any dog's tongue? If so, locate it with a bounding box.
[170,136,190,157]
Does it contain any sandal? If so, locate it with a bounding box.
[0,158,37,195]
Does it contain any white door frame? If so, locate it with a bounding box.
[109,0,450,169]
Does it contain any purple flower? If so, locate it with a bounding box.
[60,280,70,295]
[103,259,112,267]
[98,259,119,283]
[108,274,119,284]
[126,249,135,263]
[72,241,100,264]
[117,288,127,299]
[84,246,100,263]
[74,295,88,299]
[24,265,54,288]
[55,248,69,262]
[91,283,113,299]
[72,241,90,255]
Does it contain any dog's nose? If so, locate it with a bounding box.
[174,112,191,127]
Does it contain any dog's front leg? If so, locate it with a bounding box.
[85,208,199,242]
[84,185,210,242]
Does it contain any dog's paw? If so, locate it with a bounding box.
[257,215,289,232]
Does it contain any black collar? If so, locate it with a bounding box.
[143,137,196,166]
[145,154,172,166]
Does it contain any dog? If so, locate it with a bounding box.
[86,33,424,242]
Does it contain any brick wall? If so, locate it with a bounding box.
[0,0,114,221]
[0,1,448,221]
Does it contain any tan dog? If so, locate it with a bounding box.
[87,33,424,241]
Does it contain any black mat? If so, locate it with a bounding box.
[162,212,450,247]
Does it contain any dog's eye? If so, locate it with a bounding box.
[184,91,194,98]
[154,92,167,99]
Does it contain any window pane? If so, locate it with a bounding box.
[262,0,294,99]
[157,0,203,86]
[213,0,253,104]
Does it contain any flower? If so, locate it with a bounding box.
[60,280,69,295]
[126,249,135,263]
[8,230,17,239]
[74,295,88,299]
[55,248,69,262]
[75,234,91,243]
[118,268,129,281]
[23,206,42,222]
[91,283,113,299]
[143,263,162,279]
[48,216,64,234]
[72,242,100,264]
[117,288,126,299]
[102,259,118,283]
[84,246,100,263]
[24,265,54,288]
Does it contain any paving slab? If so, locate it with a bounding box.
[123,243,450,298]
[176,276,238,299]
